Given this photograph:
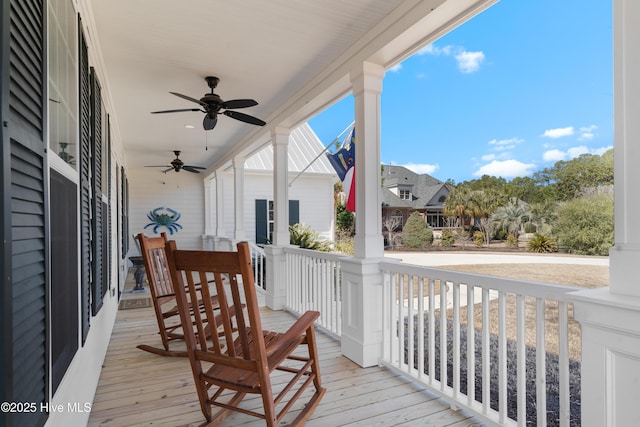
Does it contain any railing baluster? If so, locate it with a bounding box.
[559,301,570,427]
[498,291,507,424]
[440,279,448,391]
[428,278,435,386]
[517,294,526,427]
[467,285,475,407]
[408,275,415,374]
[482,287,490,415]
[536,298,547,426]
[418,277,425,380]
[453,282,460,399]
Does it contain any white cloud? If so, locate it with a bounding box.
[542,126,575,138]
[474,160,536,178]
[488,137,524,151]
[542,145,613,163]
[455,50,485,74]
[578,125,598,141]
[543,149,567,162]
[388,63,402,73]
[481,153,496,161]
[402,163,440,175]
[417,43,485,74]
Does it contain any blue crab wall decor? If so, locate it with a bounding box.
[144,207,183,234]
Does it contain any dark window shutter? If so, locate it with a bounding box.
[90,68,103,315]
[79,22,91,343]
[255,199,267,244]
[106,115,112,291]
[289,200,299,226]
[50,171,79,394]
[121,167,129,258]
[3,0,49,424]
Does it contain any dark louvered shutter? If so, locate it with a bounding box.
[255,199,267,244]
[106,115,112,292]
[90,68,103,314]
[289,200,299,226]
[79,23,91,342]
[2,0,49,426]
[121,167,129,258]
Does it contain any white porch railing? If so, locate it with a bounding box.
[202,235,266,292]
[379,261,580,427]
[282,246,344,338]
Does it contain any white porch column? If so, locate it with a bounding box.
[272,127,290,246]
[233,156,245,241]
[351,62,384,259]
[202,178,214,249]
[572,2,640,425]
[215,169,226,238]
[264,127,291,311]
[340,62,385,367]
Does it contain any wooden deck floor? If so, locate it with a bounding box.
[88,304,480,426]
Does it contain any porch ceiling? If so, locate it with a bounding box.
[87,0,493,174]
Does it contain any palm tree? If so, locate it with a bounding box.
[468,189,503,247]
[443,186,472,229]
[490,200,531,246]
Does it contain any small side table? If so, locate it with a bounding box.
[129,256,146,293]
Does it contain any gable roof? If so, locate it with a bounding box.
[244,123,335,174]
[382,165,449,209]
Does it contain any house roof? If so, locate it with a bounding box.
[381,165,449,209]
[244,123,335,174]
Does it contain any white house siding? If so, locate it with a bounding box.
[210,170,335,244]
[128,168,205,251]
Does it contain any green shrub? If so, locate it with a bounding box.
[441,229,455,247]
[553,194,614,255]
[289,223,331,251]
[506,233,518,247]
[473,230,484,247]
[527,233,558,253]
[402,212,433,248]
[336,203,354,234]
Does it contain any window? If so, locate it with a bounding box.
[399,190,411,200]
[255,199,299,245]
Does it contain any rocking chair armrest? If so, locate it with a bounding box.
[265,310,320,356]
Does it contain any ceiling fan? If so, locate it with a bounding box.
[151,76,266,131]
[145,151,206,173]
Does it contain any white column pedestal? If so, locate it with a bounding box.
[265,245,286,310]
[340,256,385,367]
[572,288,640,427]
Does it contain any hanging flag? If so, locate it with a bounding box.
[327,128,355,212]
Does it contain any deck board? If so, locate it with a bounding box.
[88,305,479,426]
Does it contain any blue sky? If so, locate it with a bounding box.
[308,0,613,184]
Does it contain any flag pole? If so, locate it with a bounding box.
[288,121,355,187]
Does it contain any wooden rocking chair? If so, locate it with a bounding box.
[164,240,326,426]
[136,232,220,357]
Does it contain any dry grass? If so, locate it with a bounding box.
[435,263,608,361]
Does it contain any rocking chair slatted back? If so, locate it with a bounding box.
[164,240,326,426]
[136,232,220,357]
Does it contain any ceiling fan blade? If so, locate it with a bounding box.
[221,99,258,109]
[145,165,171,168]
[162,167,173,173]
[183,165,206,170]
[151,108,201,114]
[182,166,202,173]
[223,110,266,126]
[170,92,208,108]
[203,114,217,131]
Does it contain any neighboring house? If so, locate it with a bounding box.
[381,165,451,230]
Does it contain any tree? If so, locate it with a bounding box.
[467,189,504,246]
[490,200,531,246]
[443,186,472,229]
[382,216,402,249]
[402,212,433,249]
[336,202,354,235]
[553,194,614,255]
